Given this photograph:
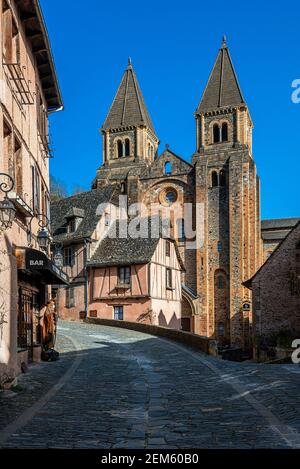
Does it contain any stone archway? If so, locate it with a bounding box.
[181,291,196,332]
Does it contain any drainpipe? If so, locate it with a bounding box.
[84,239,90,320]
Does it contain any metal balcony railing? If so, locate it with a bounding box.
[3,62,34,105]
[38,130,53,158]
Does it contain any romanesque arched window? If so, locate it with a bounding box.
[213,124,220,143]
[165,162,172,175]
[117,140,123,158]
[219,169,226,187]
[212,171,218,187]
[125,139,130,156]
[148,143,151,158]
[217,274,225,289]
[222,122,228,142]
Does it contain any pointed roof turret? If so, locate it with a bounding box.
[196,37,245,114]
[102,59,156,134]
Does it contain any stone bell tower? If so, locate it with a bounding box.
[193,37,261,351]
[94,58,159,199]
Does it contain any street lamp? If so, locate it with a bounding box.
[37,226,51,251]
[27,213,51,251]
[0,173,16,230]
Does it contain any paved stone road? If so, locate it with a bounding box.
[1,321,300,448]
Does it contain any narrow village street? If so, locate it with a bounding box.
[0,321,300,449]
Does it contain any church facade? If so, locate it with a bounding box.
[91,38,261,350]
[52,38,299,353]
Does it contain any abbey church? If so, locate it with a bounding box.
[52,38,299,352]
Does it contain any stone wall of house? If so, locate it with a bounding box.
[251,223,300,338]
[0,0,60,384]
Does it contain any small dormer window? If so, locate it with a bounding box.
[68,218,76,233]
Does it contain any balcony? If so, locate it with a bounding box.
[7,191,34,218]
[3,62,34,106]
[38,130,53,159]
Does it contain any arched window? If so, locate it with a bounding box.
[148,143,151,158]
[212,171,218,187]
[222,122,228,142]
[217,275,225,289]
[219,170,226,187]
[213,124,220,143]
[125,139,130,156]
[165,162,172,175]
[117,140,123,158]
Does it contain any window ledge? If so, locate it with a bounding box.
[115,283,131,289]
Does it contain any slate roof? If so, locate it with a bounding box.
[197,37,245,114]
[88,217,185,269]
[244,220,300,289]
[102,59,156,134]
[261,218,300,231]
[50,186,117,243]
[88,219,160,267]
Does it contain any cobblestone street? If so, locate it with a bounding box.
[1,321,300,449]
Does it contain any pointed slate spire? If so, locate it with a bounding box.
[196,37,245,113]
[102,59,156,134]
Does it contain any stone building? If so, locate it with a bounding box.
[90,37,261,351]
[52,37,299,353]
[244,221,300,355]
[0,0,66,387]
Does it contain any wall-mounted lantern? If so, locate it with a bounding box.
[0,173,16,230]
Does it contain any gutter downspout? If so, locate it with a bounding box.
[83,239,90,320]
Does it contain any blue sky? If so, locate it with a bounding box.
[41,0,300,219]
